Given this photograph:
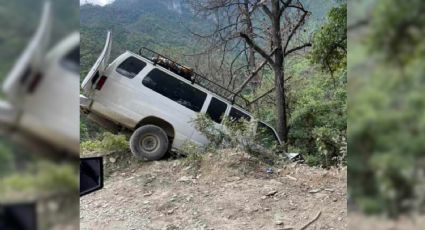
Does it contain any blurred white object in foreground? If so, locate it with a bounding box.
[0,2,79,157]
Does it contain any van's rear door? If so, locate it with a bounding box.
[81,31,112,95]
[2,2,51,105]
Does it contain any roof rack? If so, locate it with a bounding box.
[138,47,250,109]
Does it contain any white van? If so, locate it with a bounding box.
[81,31,282,160]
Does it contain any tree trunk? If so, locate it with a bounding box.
[271,0,288,144]
[274,66,287,143]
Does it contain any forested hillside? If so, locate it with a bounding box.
[80,0,335,77]
[80,0,208,76]
[348,0,425,218]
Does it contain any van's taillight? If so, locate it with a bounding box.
[27,72,43,93]
[95,76,108,90]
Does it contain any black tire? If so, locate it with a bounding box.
[130,125,169,161]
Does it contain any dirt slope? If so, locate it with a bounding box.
[80,150,347,230]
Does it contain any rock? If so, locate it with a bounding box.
[266,168,273,174]
[109,157,116,163]
[308,189,322,193]
[333,197,338,202]
[177,176,193,182]
[143,191,153,197]
[285,175,297,181]
[264,207,270,211]
[227,214,236,220]
[266,190,278,196]
[275,221,284,225]
[226,176,241,182]
[167,209,174,215]
[261,196,267,200]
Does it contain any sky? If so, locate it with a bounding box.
[80,0,115,6]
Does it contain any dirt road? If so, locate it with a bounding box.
[80,150,347,230]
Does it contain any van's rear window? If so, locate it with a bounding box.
[116,57,146,78]
[142,69,207,112]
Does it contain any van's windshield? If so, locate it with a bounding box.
[256,122,279,148]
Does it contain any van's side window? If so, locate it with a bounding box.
[206,97,227,123]
[229,107,251,122]
[142,69,207,112]
[61,45,79,74]
[116,57,146,78]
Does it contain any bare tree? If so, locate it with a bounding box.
[187,0,312,143]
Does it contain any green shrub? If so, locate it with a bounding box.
[80,132,128,153]
[0,143,13,175]
[304,154,322,167]
[0,161,78,197]
[192,114,283,165]
[100,132,128,152]
[357,197,384,215]
[193,114,257,150]
[313,127,346,167]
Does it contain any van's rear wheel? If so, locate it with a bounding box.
[130,125,169,161]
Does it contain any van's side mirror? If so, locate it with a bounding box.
[0,203,37,230]
[80,157,104,196]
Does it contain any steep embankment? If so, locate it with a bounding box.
[80,150,346,230]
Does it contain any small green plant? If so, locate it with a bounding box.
[179,141,203,168]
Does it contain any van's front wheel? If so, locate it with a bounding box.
[130,125,169,161]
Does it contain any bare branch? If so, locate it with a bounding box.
[233,47,277,97]
[248,87,275,106]
[284,43,311,56]
[261,4,272,19]
[234,59,268,95]
[283,5,309,53]
[240,32,274,65]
